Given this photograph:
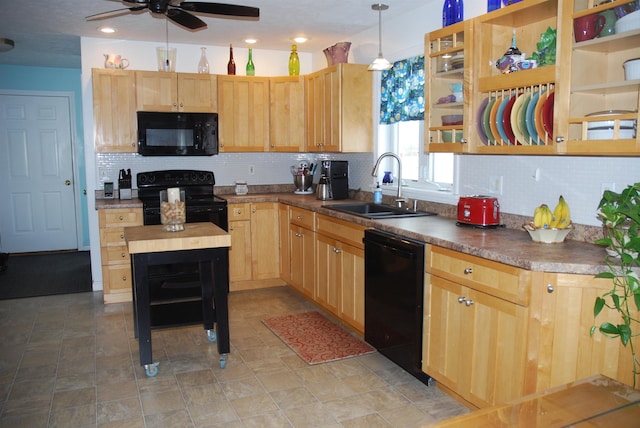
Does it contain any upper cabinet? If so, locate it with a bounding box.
[426,21,474,153]
[136,71,217,112]
[562,0,640,155]
[305,64,373,153]
[426,0,640,156]
[270,76,305,152]
[217,75,270,152]
[92,69,137,153]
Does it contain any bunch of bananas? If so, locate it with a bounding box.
[533,196,571,229]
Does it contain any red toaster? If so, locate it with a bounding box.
[457,195,500,226]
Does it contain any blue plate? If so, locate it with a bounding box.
[526,91,540,145]
[496,95,511,144]
[477,97,490,145]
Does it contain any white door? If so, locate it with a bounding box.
[0,94,78,253]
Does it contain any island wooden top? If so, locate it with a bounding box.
[428,374,640,427]
[125,222,231,254]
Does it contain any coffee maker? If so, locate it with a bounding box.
[319,160,349,200]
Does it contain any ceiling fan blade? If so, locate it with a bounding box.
[166,9,207,29]
[178,2,259,18]
[86,6,147,21]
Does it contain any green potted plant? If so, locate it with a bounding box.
[592,182,640,387]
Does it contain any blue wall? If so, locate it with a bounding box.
[0,65,89,248]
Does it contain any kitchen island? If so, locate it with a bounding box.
[125,222,231,376]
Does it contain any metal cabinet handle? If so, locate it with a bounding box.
[555,136,565,143]
[252,208,256,213]
[333,247,341,254]
[295,232,302,237]
[119,216,124,221]
[458,296,466,304]
[297,215,303,220]
[547,284,554,293]
[120,234,125,240]
[121,253,126,258]
[121,276,127,281]
[464,299,474,306]
[464,268,473,274]
[460,138,468,144]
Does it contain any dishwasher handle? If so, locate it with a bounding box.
[366,241,417,260]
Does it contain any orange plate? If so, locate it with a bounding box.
[534,91,548,145]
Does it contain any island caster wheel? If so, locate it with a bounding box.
[144,363,159,377]
[207,329,217,343]
[219,355,227,369]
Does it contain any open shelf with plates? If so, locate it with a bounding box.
[561,0,640,155]
[425,21,473,153]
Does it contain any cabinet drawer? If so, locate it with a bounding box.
[290,206,315,230]
[316,214,365,249]
[103,264,132,294]
[100,245,130,265]
[427,246,531,306]
[229,203,250,221]
[100,228,127,247]
[99,208,142,228]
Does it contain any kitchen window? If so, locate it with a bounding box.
[376,55,455,193]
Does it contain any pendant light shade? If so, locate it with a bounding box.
[0,38,15,53]
[368,4,392,71]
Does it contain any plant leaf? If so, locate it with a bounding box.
[619,324,632,346]
[611,293,621,310]
[594,296,606,317]
[599,322,620,336]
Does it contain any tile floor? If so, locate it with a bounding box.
[0,287,469,427]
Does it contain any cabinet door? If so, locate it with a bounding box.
[279,204,291,283]
[249,202,280,280]
[464,286,528,408]
[270,76,305,152]
[339,64,373,152]
[338,241,364,332]
[424,274,466,395]
[305,68,339,152]
[229,219,252,284]
[290,224,315,299]
[92,69,137,153]
[217,75,270,152]
[135,71,178,111]
[177,73,217,112]
[316,233,340,315]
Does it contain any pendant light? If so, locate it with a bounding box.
[368,3,392,71]
[0,38,15,52]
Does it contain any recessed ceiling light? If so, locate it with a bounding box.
[293,36,308,44]
[0,38,15,52]
[99,27,116,34]
[245,38,257,44]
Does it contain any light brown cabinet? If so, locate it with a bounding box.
[289,206,316,299]
[217,75,270,152]
[98,208,143,303]
[315,214,365,333]
[135,71,217,112]
[92,69,137,153]
[305,64,373,153]
[228,202,281,290]
[270,76,305,152]
[423,245,531,408]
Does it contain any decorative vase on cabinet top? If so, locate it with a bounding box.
[323,42,351,66]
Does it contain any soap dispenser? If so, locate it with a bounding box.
[373,183,382,204]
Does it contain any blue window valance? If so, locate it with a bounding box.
[379,55,425,124]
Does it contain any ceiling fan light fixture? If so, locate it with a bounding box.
[0,38,15,53]
[369,3,392,72]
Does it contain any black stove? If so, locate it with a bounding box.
[135,170,228,309]
[137,170,227,230]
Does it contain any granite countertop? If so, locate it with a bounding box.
[96,192,609,275]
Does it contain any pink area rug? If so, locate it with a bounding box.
[262,311,375,365]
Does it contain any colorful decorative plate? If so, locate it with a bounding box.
[477,97,490,145]
[496,95,511,144]
[503,94,517,145]
[517,92,531,144]
[526,91,541,145]
[483,97,497,144]
[535,91,549,144]
[490,96,502,145]
[542,91,555,140]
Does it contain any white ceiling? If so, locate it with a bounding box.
[0,0,427,69]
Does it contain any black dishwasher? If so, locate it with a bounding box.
[363,229,429,384]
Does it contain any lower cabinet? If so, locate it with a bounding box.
[315,214,365,333]
[423,245,530,408]
[98,208,143,303]
[289,206,316,299]
[228,202,281,290]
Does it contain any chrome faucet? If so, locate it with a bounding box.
[372,152,406,207]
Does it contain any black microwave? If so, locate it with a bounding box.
[137,111,218,156]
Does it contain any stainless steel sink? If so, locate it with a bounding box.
[323,203,437,219]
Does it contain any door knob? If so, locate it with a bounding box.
[65,180,71,186]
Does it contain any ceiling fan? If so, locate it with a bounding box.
[86,0,260,30]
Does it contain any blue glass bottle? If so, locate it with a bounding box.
[442,0,455,27]
[488,0,501,12]
[453,0,464,24]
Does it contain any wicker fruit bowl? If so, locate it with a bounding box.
[523,222,574,243]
